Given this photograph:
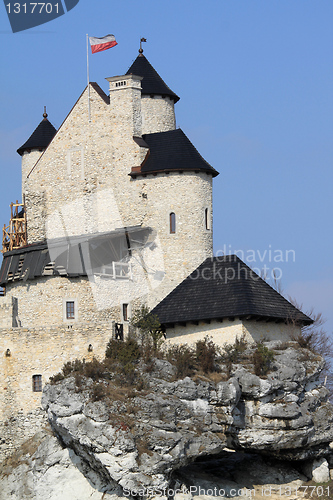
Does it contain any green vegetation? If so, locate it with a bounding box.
[49,309,281,402]
[221,334,248,377]
[130,304,164,355]
[252,341,275,376]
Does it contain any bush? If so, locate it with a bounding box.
[252,342,275,376]
[49,372,64,384]
[105,338,141,365]
[196,336,219,373]
[91,383,107,402]
[166,344,196,379]
[221,335,248,377]
[84,358,105,380]
[62,359,85,377]
[131,305,164,353]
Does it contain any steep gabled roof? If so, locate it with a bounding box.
[126,54,180,103]
[17,114,57,156]
[151,256,312,326]
[90,82,110,105]
[130,129,219,177]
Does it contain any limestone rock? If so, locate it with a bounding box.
[0,431,123,500]
[3,344,333,496]
[302,457,330,483]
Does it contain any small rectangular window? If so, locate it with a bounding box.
[122,303,128,322]
[32,374,42,392]
[66,301,75,320]
[170,212,176,234]
[205,208,210,230]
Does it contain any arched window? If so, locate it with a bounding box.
[169,212,176,234]
[205,208,210,230]
[32,374,42,392]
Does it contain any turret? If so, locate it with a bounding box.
[17,108,57,197]
[126,52,179,135]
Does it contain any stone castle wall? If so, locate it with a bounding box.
[21,80,213,309]
[166,318,300,347]
[0,322,114,461]
[4,276,119,328]
[0,296,15,328]
[21,149,43,198]
[133,171,213,308]
[141,95,176,134]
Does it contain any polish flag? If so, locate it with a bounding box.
[89,34,118,54]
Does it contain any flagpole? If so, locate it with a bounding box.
[86,34,91,123]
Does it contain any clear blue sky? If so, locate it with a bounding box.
[1,1,332,332]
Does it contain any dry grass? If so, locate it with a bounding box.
[0,425,53,475]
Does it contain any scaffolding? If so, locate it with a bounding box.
[2,201,27,253]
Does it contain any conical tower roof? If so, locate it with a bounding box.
[126,54,180,103]
[17,110,57,156]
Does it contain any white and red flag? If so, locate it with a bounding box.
[89,34,118,54]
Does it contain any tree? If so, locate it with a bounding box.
[130,305,164,353]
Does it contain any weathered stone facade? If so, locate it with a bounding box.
[166,318,301,348]
[0,52,307,464]
[23,81,213,309]
[0,323,115,460]
[0,55,217,458]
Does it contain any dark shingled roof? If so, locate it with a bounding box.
[131,129,219,177]
[126,54,180,103]
[0,227,152,286]
[17,115,57,156]
[151,256,312,326]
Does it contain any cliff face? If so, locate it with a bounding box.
[1,342,333,499]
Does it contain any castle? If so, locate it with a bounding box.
[0,48,311,460]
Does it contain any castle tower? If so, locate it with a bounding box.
[0,50,219,327]
[126,53,179,134]
[17,109,57,198]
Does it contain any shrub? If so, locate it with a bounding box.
[252,342,275,376]
[49,372,64,384]
[196,336,219,373]
[105,338,125,360]
[166,344,196,379]
[91,383,107,402]
[62,359,85,376]
[131,305,164,353]
[84,358,105,380]
[105,338,140,365]
[221,335,248,377]
[222,335,248,362]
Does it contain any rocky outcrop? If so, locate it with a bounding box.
[37,343,333,494]
[0,430,123,500]
[0,430,310,500]
[1,342,333,498]
[227,346,333,460]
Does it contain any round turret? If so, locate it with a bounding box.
[126,53,179,134]
[18,108,57,196]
